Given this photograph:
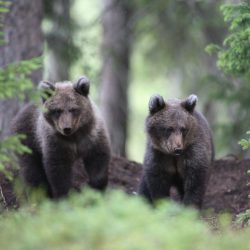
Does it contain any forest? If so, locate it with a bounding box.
[0,0,250,249]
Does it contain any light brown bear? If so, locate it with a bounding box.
[11,76,111,198]
[138,94,214,208]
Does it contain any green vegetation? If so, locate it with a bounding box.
[0,134,31,179]
[216,3,250,75]
[206,2,250,156]
[239,131,250,150]
[208,1,250,226]
[0,58,42,100]
[0,57,42,177]
[0,189,249,250]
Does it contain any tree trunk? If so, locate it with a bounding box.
[0,0,43,139]
[100,0,133,157]
[44,0,77,82]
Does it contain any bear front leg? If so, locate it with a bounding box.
[145,170,172,204]
[138,175,153,203]
[18,150,50,192]
[183,163,208,209]
[83,143,110,191]
[139,147,173,204]
[43,143,75,199]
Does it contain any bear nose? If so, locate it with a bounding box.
[174,148,183,156]
[63,128,72,135]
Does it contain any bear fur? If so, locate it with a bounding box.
[11,76,111,199]
[138,94,214,208]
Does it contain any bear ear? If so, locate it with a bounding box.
[74,76,90,96]
[38,81,55,103]
[149,94,166,114]
[181,94,198,113]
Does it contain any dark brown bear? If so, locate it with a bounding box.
[11,76,111,199]
[138,94,214,208]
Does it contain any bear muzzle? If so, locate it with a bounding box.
[173,147,184,156]
[63,127,73,136]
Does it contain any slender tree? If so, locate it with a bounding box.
[100,0,133,156]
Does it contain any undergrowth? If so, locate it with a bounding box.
[0,190,249,250]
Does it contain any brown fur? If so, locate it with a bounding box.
[138,94,214,208]
[11,77,111,199]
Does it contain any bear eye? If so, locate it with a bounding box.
[69,108,80,115]
[164,127,174,137]
[51,109,62,117]
[166,127,174,133]
[181,127,188,135]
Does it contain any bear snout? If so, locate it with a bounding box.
[63,127,73,136]
[173,147,183,156]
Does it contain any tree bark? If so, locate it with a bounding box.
[100,0,133,157]
[0,0,43,139]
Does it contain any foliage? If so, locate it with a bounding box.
[239,131,250,150]
[206,2,250,155]
[0,57,42,178]
[0,190,249,249]
[0,135,31,179]
[217,3,250,75]
[210,1,250,226]
[208,1,250,223]
[0,57,42,101]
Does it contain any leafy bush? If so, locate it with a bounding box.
[210,1,250,228]
[206,2,250,153]
[217,3,250,75]
[206,2,250,76]
[0,134,31,179]
[0,58,42,177]
[0,190,249,250]
[0,57,42,101]
[239,131,250,150]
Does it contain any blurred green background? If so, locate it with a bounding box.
[1,0,249,162]
[63,0,249,161]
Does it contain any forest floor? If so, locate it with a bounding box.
[108,156,250,222]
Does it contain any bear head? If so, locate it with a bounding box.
[146,94,198,156]
[38,76,94,136]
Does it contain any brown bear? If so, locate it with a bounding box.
[11,76,111,199]
[138,94,214,208]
